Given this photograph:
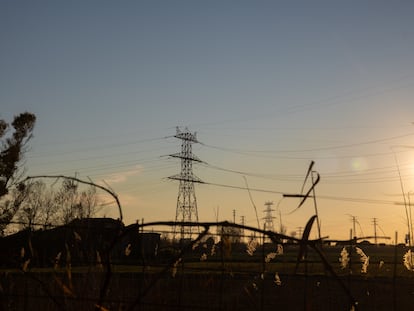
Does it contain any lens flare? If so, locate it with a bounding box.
[350,157,368,172]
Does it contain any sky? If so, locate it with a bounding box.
[2,1,414,242]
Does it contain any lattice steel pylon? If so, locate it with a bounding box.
[263,201,276,232]
[169,127,203,240]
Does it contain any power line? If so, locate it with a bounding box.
[199,162,304,182]
[200,132,414,155]
[187,73,414,130]
[200,156,414,187]
[29,145,172,167]
[204,181,284,195]
[203,180,403,206]
[27,136,166,159]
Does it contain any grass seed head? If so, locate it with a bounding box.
[403,249,414,271]
[96,251,103,270]
[246,239,258,256]
[355,247,369,274]
[172,258,182,278]
[274,272,282,286]
[210,244,216,256]
[54,252,62,269]
[339,247,350,269]
[73,231,82,241]
[277,244,283,255]
[125,243,132,256]
[22,259,30,272]
[265,252,277,263]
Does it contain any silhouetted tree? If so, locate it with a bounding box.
[77,185,98,219]
[56,178,79,224]
[11,177,100,231]
[17,180,58,230]
[0,112,36,234]
[54,178,99,224]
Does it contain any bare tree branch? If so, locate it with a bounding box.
[23,175,123,221]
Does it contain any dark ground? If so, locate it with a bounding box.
[1,268,413,311]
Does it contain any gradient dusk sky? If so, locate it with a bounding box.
[2,1,414,241]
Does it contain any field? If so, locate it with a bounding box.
[2,241,414,311]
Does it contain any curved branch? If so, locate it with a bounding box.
[23,175,123,221]
[128,220,300,244]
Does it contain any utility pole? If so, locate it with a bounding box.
[372,218,378,245]
[351,216,356,239]
[408,191,414,247]
[169,127,203,241]
[349,215,357,239]
[240,216,245,242]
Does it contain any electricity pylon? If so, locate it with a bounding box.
[169,127,203,240]
[263,201,276,232]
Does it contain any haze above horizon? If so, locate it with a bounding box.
[2,1,414,242]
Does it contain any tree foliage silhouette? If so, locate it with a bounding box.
[0,112,36,233]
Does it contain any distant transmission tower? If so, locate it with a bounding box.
[169,127,203,240]
[263,201,276,232]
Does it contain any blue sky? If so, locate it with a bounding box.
[2,1,414,241]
